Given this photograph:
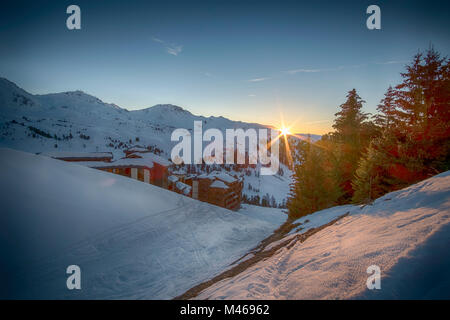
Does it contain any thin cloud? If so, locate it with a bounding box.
[152,36,183,56]
[375,60,408,65]
[151,36,164,43]
[247,77,271,82]
[285,65,353,74]
[166,45,183,56]
[286,68,323,74]
[248,94,256,97]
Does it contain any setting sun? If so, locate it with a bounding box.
[280,127,291,136]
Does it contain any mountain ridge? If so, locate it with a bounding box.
[0,77,322,134]
[0,77,320,156]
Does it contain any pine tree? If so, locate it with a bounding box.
[394,47,450,175]
[353,47,450,202]
[287,141,341,219]
[333,89,369,140]
[351,139,391,203]
[330,89,372,201]
[375,86,398,128]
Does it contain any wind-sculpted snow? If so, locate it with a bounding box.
[0,148,286,299]
[196,171,450,299]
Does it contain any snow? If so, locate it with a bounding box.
[0,148,286,299]
[196,171,450,299]
[125,146,149,153]
[71,161,118,168]
[290,204,357,235]
[242,163,293,206]
[210,180,229,189]
[175,181,192,195]
[40,151,113,159]
[111,157,154,169]
[198,171,238,184]
[238,204,287,226]
[135,152,171,167]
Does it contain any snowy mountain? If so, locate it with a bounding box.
[194,171,450,299]
[293,133,322,143]
[0,77,269,158]
[0,148,286,299]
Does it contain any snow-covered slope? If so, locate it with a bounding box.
[0,148,286,299]
[196,171,450,299]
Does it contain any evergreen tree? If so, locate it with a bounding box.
[330,89,373,201]
[375,86,398,128]
[394,47,450,175]
[352,47,450,203]
[287,141,341,219]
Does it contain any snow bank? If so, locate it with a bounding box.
[196,171,450,299]
[0,148,286,299]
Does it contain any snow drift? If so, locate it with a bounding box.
[0,148,286,299]
[196,171,450,299]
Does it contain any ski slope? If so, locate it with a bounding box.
[196,171,450,299]
[0,148,286,299]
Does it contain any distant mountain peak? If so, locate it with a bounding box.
[60,90,103,101]
[0,77,31,94]
[152,104,188,112]
[138,104,194,117]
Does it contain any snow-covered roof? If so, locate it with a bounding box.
[171,169,187,175]
[40,151,113,160]
[125,146,149,153]
[198,171,237,184]
[168,175,179,183]
[130,152,171,167]
[73,161,118,169]
[75,158,154,169]
[210,180,229,189]
[74,153,170,170]
[175,181,191,195]
[113,157,154,169]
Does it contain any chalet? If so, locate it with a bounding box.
[40,151,113,162]
[170,168,188,181]
[40,149,241,210]
[76,154,169,187]
[196,171,243,210]
[81,158,154,183]
[43,148,171,188]
[123,146,150,157]
[168,175,179,190]
[122,149,171,188]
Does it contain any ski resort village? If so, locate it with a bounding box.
[39,148,244,210]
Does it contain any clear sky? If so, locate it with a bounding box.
[1,0,449,134]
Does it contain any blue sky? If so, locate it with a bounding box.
[1,0,449,133]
